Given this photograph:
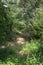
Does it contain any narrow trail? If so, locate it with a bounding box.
[13,32,25,45]
[7,32,25,47]
[0,32,28,56]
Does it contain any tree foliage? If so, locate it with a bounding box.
[18,0,43,40]
[0,0,13,44]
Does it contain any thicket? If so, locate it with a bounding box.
[0,0,13,44]
[18,0,43,40]
[0,0,43,65]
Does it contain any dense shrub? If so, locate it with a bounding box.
[27,8,43,40]
[0,1,13,44]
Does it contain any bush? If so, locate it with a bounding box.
[27,8,43,40]
[0,1,13,44]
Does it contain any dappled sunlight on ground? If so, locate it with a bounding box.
[16,37,25,45]
[0,33,43,65]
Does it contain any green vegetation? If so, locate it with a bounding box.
[0,0,43,65]
[0,0,13,44]
[0,41,43,65]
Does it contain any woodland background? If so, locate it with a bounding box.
[0,0,43,65]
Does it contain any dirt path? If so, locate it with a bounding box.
[6,32,25,47]
[0,32,28,56]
